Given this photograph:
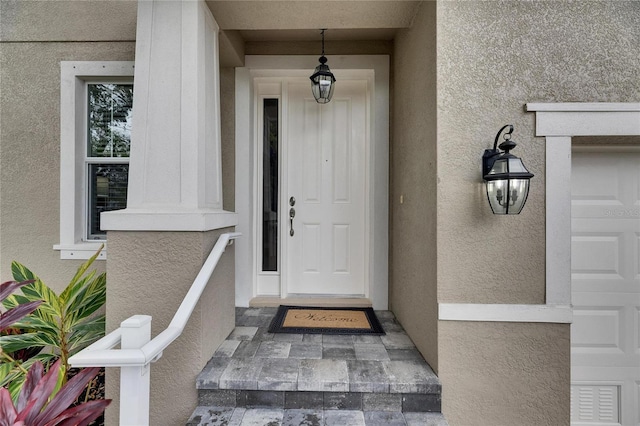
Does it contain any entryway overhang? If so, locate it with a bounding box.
[207,1,423,67]
[207,1,421,31]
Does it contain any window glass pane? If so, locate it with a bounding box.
[262,99,279,271]
[88,83,133,158]
[88,164,129,240]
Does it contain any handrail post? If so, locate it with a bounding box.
[119,315,152,426]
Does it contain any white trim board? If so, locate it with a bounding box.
[439,304,573,323]
[529,102,640,309]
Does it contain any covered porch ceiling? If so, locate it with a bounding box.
[206,1,422,35]
[207,0,422,64]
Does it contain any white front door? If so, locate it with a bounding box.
[284,80,368,296]
[570,148,640,426]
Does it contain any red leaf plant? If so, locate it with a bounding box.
[0,281,41,333]
[0,359,110,426]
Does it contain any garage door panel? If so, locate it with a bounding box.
[572,155,623,201]
[572,224,639,288]
[572,307,623,353]
[636,307,640,353]
[572,233,622,278]
[572,150,640,426]
[636,234,640,280]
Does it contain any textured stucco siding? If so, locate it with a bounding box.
[439,321,570,426]
[105,230,236,426]
[390,1,438,372]
[0,0,137,42]
[0,41,135,288]
[437,0,640,305]
[436,1,639,425]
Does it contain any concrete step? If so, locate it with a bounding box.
[186,407,449,426]
[189,308,446,425]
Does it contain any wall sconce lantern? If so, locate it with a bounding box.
[482,124,534,215]
[310,29,336,104]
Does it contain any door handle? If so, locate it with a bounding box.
[289,207,295,236]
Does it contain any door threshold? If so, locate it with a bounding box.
[249,296,372,308]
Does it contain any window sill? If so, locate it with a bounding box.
[53,243,107,260]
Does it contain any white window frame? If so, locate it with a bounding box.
[55,61,135,260]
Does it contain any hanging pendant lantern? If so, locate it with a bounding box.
[310,29,336,104]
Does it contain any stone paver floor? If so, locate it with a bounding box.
[188,407,448,426]
[197,307,439,394]
[189,308,447,426]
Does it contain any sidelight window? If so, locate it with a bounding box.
[262,99,279,271]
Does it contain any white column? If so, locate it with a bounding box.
[102,0,236,232]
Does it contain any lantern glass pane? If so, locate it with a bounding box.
[311,75,334,103]
[486,178,530,215]
[487,158,508,175]
[507,157,529,173]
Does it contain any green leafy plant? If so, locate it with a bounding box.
[0,248,106,400]
[0,359,110,426]
[1,280,41,334]
[1,280,43,382]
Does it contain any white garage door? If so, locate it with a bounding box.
[571,148,640,426]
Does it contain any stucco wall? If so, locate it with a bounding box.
[390,2,438,371]
[437,0,640,305]
[0,0,136,288]
[0,41,135,289]
[439,321,570,426]
[105,229,236,425]
[436,1,639,425]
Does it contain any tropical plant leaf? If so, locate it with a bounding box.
[16,360,43,412]
[2,354,57,403]
[33,365,101,425]
[4,248,106,400]
[67,316,105,354]
[0,332,58,354]
[61,272,96,318]
[11,262,61,317]
[0,300,43,332]
[60,245,103,315]
[44,399,110,426]
[0,363,24,390]
[0,387,18,426]
[8,314,59,336]
[63,246,103,297]
[0,361,16,382]
[0,280,34,302]
[65,273,106,328]
[15,360,61,425]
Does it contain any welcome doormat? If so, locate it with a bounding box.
[268,305,385,335]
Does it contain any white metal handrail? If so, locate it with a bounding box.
[69,231,241,425]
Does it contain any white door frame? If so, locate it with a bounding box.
[235,55,389,309]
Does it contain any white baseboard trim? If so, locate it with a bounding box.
[438,303,573,324]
